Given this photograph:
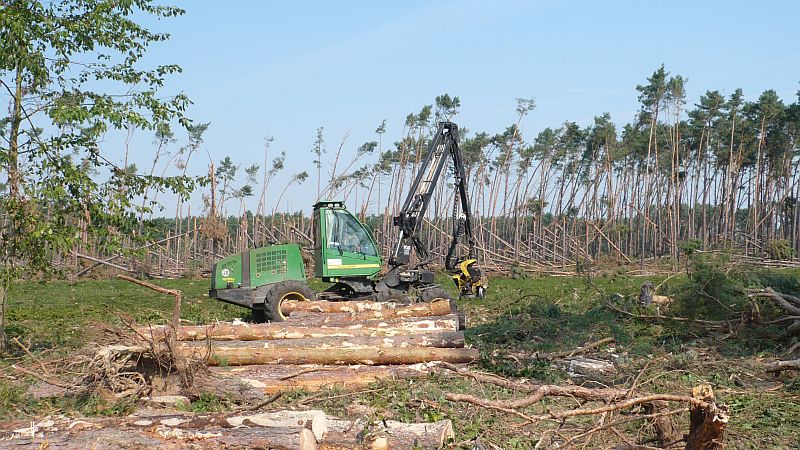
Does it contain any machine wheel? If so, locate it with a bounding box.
[375,290,411,305]
[420,287,457,312]
[263,280,315,322]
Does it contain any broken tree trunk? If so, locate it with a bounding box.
[685,384,729,450]
[179,345,479,366]
[137,315,460,341]
[178,331,466,350]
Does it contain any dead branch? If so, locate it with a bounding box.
[604,301,728,329]
[10,364,71,389]
[11,337,51,376]
[533,337,615,360]
[279,366,339,381]
[117,274,182,330]
[440,362,538,392]
[747,287,800,315]
[446,391,710,422]
[560,407,688,448]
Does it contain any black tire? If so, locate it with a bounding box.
[375,289,411,305]
[263,280,316,322]
[420,287,457,312]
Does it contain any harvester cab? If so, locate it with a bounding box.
[312,200,382,280]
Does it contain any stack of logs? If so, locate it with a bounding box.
[135,297,477,401]
[0,410,454,449]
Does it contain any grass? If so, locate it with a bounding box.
[1,269,800,448]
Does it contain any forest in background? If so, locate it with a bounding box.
[112,68,800,277]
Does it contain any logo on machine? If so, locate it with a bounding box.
[221,268,231,277]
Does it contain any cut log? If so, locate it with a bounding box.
[178,332,466,350]
[137,315,460,341]
[0,412,325,449]
[322,418,454,449]
[685,384,729,450]
[3,426,320,449]
[180,345,479,366]
[192,364,436,399]
[283,299,393,314]
[0,415,455,450]
[282,298,454,321]
[764,358,800,373]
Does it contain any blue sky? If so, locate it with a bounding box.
[121,0,800,215]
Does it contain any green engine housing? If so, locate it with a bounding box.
[209,243,306,308]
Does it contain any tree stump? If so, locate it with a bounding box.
[685,384,728,450]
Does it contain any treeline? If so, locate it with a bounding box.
[132,66,799,276]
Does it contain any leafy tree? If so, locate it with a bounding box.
[434,93,460,121]
[0,0,195,350]
[216,156,238,208]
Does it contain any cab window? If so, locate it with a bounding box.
[325,209,378,256]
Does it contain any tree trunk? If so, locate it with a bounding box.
[138,315,461,341]
[0,283,6,352]
[0,411,325,450]
[178,332,465,350]
[281,298,453,319]
[193,364,437,398]
[180,345,479,366]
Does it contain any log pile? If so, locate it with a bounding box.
[0,410,454,449]
[129,298,477,401]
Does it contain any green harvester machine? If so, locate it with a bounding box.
[209,122,487,322]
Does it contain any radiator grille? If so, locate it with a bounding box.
[255,249,288,274]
